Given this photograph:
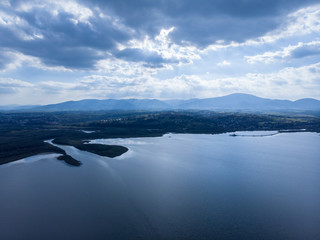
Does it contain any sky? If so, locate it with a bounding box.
[0,0,320,105]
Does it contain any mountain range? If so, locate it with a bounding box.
[1,93,320,112]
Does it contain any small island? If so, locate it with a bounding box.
[57,154,82,166]
[1,111,319,166]
[52,137,128,158]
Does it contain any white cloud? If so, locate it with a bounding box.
[121,27,201,66]
[95,58,158,77]
[0,77,34,95]
[17,0,93,24]
[43,62,320,100]
[220,63,320,99]
[1,2,319,104]
[95,27,202,75]
[217,60,231,67]
[260,4,320,43]
[0,0,96,45]
[205,4,320,51]
[245,41,320,64]
[0,10,26,27]
[0,50,72,72]
[245,47,294,64]
[2,62,320,104]
[0,10,43,41]
[0,77,34,87]
[0,0,10,7]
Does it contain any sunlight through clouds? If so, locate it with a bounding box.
[0,0,319,104]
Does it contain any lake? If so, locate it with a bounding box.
[0,132,319,240]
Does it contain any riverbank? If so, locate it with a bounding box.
[1,111,319,165]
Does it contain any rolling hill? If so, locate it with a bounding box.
[4,93,320,112]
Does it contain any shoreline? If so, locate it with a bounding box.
[1,111,319,166]
[1,130,317,166]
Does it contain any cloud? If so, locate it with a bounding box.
[205,4,320,52]
[81,0,318,46]
[0,49,73,71]
[9,62,319,103]
[120,27,200,67]
[217,60,231,67]
[247,4,320,45]
[0,51,13,70]
[238,63,320,99]
[0,0,318,71]
[0,0,132,69]
[95,58,158,77]
[0,77,34,87]
[0,77,34,94]
[291,42,320,58]
[1,0,320,105]
[245,41,320,64]
[80,63,320,100]
[113,48,178,68]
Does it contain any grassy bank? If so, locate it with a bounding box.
[1,111,319,165]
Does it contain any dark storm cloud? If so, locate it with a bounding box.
[81,0,319,46]
[0,2,132,69]
[1,0,319,70]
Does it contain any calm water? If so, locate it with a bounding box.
[0,132,319,240]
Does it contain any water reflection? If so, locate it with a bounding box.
[0,132,319,240]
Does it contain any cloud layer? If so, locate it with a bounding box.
[0,0,320,104]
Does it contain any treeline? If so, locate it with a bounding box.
[1,111,319,165]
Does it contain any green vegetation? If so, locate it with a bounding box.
[53,137,128,158]
[57,154,82,166]
[1,111,319,165]
[0,136,65,165]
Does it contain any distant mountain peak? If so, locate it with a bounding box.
[2,93,319,112]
